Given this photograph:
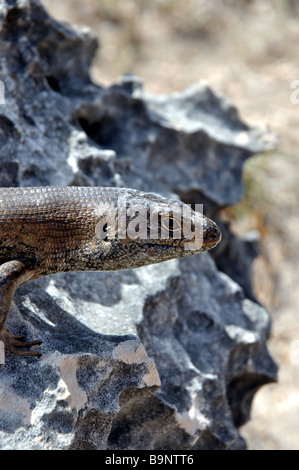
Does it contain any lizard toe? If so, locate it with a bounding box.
[0,328,42,358]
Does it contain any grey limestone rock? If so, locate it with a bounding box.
[0,0,277,450]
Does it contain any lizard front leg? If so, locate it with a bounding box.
[0,260,42,358]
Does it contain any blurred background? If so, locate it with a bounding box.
[41,0,299,449]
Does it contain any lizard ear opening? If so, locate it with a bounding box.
[95,219,114,242]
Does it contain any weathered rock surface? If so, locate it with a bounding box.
[0,0,277,450]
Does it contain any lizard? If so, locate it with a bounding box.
[0,186,221,358]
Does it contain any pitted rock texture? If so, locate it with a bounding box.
[0,0,277,450]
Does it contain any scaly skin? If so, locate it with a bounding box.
[0,186,221,357]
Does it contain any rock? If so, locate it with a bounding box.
[0,0,277,450]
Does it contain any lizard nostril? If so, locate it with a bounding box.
[204,225,221,243]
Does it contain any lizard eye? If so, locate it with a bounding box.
[161,214,181,237]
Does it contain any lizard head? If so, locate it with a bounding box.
[94,189,221,271]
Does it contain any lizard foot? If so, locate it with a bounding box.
[0,328,42,358]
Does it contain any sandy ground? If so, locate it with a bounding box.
[41,0,299,450]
